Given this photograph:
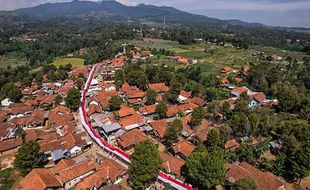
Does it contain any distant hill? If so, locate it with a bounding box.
[4,0,263,27]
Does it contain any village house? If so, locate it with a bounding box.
[160,152,185,178]
[0,137,23,156]
[116,129,148,151]
[0,122,17,141]
[149,119,168,141]
[224,139,240,151]
[118,113,145,130]
[178,90,192,103]
[147,83,169,94]
[172,139,196,160]
[139,104,156,116]
[226,162,284,190]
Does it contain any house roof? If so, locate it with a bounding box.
[118,113,144,128]
[51,159,76,174]
[160,152,185,177]
[148,83,169,93]
[27,109,45,125]
[194,119,210,142]
[180,90,192,99]
[87,104,102,116]
[10,104,34,115]
[24,99,39,107]
[0,110,7,122]
[71,67,88,77]
[116,129,148,149]
[62,132,88,150]
[39,94,56,106]
[232,86,248,96]
[0,137,23,152]
[112,56,127,68]
[222,66,233,72]
[25,129,47,142]
[181,115,193,137]
[0,122,15,139]
[126,88,145,99]
[149,119,168,139]
[224,139,240,150]
[226,162,283,190]
[172,139,195,158]
[139,104,156,115]
[118,105,136,118]
[75,159,126,190]
[191,97,206,106]
[20,168,62,190]
[55,160,96,185]
[252,92,266,103]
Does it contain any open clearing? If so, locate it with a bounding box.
[0,54,28,69]
[52,57,85,68]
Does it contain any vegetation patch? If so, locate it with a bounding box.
[52,57,84,68]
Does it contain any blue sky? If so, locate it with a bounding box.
[0,0,309,27]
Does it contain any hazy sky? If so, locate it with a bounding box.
[0,0,309,27]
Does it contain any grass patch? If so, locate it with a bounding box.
[52,57,84,68]
[0,54,28,69]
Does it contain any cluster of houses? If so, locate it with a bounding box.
[80,51,284,189]
[0,44,286,189]
[0,67,94,162]
[219,66,278,109]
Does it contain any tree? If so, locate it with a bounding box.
[13,141,45,176]
[205,129,220,149]
[190,106,207,126]
[235,143,256,164]
[231,177,259,190]
[76,78,84,90]
[155,102,167,119]
[167,78,181,103]
[126,70,148,90]
[288,140,310,183]
[129,140,162,189]
[65,88,81,111]
[54,94,62,106]
[164,119,183,148]
[184,146,225,189]
[146,88,158,105]
[1,83,22,102]
[109,95,123,111]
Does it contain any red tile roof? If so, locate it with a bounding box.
[160,152,185,177]
[112,56,127,68]
[51,159,76,174]
[20,168,62,190]
[118,113,144,128]
[172,139,195,158]
[252,92,266,103]
[222,66,233,73]
[139,104,156,115]
[55,160,96,185]
[87,104,102,116]
[117,129,148,150]
[25,129,47,142]
[224,139,240,150]
[191,97,206,106]
[149,119,168,139]
[71,67,89,77]
[179,90,192,98]
[226,162,284,190]
[75,159,126,190]
[194,119,210,142]
[0,137,23,152]
[117,105,135,118]
[148,83,169,93]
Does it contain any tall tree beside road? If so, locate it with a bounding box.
[129,140,162,189]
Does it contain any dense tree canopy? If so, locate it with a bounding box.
[128,140,162,189]
[13,142,45,176]
[65,87,81,111]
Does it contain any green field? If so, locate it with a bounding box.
[0,54,28,69]
[127,38,309,76]
[52,57,85,68]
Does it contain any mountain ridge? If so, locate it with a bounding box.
[6,0,264,27]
